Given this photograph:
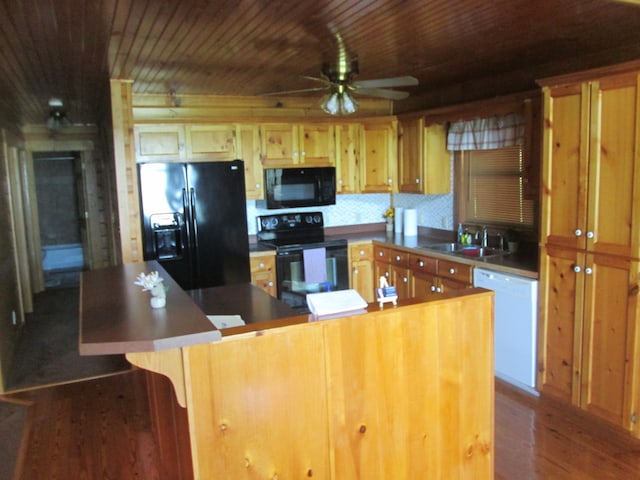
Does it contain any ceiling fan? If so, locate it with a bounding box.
[262,33,418,115]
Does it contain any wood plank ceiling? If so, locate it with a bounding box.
[1,0,640,129]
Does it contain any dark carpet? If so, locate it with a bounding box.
[6,275,131,392]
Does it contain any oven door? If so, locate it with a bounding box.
[275,241,349,313]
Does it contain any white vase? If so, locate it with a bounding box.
[150,296,166,309]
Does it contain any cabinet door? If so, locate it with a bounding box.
[360,121,397,193]
[250,254,276,297]
[587,74,640,258]
[423,123,451,194]
[412,271,441,298]
[538,244,584,404]
[260,124,299,166]
[237,124,263,200]
[185,125,237,160]
[349,243,374,303]
[580,253,639,430]
[540,84,589,249]
[299,124,335,165]
[390,265,412,299]
[134,125,185,162]
[398,117,424,193]
[335,124,360,193]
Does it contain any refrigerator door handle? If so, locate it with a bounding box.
[190,187,201,282]
[182,188,192,244]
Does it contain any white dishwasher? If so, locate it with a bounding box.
[473,268,538,392]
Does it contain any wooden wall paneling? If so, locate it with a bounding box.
[7,146,32,314]
[110,79,142,264]
[19,150,44,294]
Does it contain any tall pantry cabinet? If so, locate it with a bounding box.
[538,64,640,435]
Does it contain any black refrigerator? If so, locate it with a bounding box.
[137,159,250,290]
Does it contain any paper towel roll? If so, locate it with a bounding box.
[404,209,418,236]
[394,207,404,233]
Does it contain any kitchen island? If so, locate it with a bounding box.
[80,261,495,479]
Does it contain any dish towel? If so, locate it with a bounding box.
[303,247,327,284]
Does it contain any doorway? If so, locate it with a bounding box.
[33,152,86,288]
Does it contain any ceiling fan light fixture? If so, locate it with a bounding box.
[321,91,340,115]
[321,88,357,116]
[340,90,357,115]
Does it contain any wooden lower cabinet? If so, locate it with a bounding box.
[410,251,473,299]
[374,245,412,300]
[250,252,276,297]
[538,244,640,434]
[349,241,375,303]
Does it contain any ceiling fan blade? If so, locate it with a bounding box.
[259,86,328,96]
[301,75,331,85]
[352,87,410,100]
[352,76,419,89]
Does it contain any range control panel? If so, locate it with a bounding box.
[257,212,324,233]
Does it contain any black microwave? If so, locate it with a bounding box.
[257,167,336,209]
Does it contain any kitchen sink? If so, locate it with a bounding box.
[420,242,507,258]
[456,246,507,258]
[419,242,464,253]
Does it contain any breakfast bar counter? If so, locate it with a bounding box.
[79,260,496,480]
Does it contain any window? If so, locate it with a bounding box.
[456,146,535,228]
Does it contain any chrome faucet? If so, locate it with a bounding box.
[481,227,489,248]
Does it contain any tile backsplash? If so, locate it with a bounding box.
[246,192,454,235]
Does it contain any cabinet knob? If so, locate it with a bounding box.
[255,183,261,189]
[353,269,359,275]
[418,260,424,267]
[395,255,401,261]
[415,178,420,183]
[437,287,442,293]
[338,179,343,185]
[575,229,583,237]
[431,285,437,292]
[449,268,456,275]
[573,265,582,273]
[379,251,384,257]
[385,272,390,277]
[359,249,365,255]
[268,281,273,286]
[259,262,265,268]
[585,267,593,275]
[387,178,393,184]
[403,277,408,283]
[586,231,594,239]
[301,151,306,156]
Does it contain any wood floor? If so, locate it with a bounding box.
[3,371,640,479]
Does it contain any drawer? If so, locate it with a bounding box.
[409,253,438,274]
[250,255,275,274]
[438,259,473,284]
[374,246,390,263]
[349,242,374,261]
[388,249,409,268]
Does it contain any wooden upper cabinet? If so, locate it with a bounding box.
[237,124,263,200]
[398,118,451,194]
[335,123,361,194]
[398,117,424,193]
[360,119,398,193]
[260,123,336,167]
[134,125,185,162]
[541,72,640,258]
[298,123,335,165]
[423,123,451,194]
[260,123,299,166]
[185,125,237,160]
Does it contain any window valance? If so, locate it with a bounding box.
[446,112,525,151]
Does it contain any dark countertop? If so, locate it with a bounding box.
[79,261,301,355]
[251,224,539,279]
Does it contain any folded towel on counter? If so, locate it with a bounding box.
[303,247,327,284]
[207,315,246,329]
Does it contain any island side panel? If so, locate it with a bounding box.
[183,324,331,479]
[324,294,494,479]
